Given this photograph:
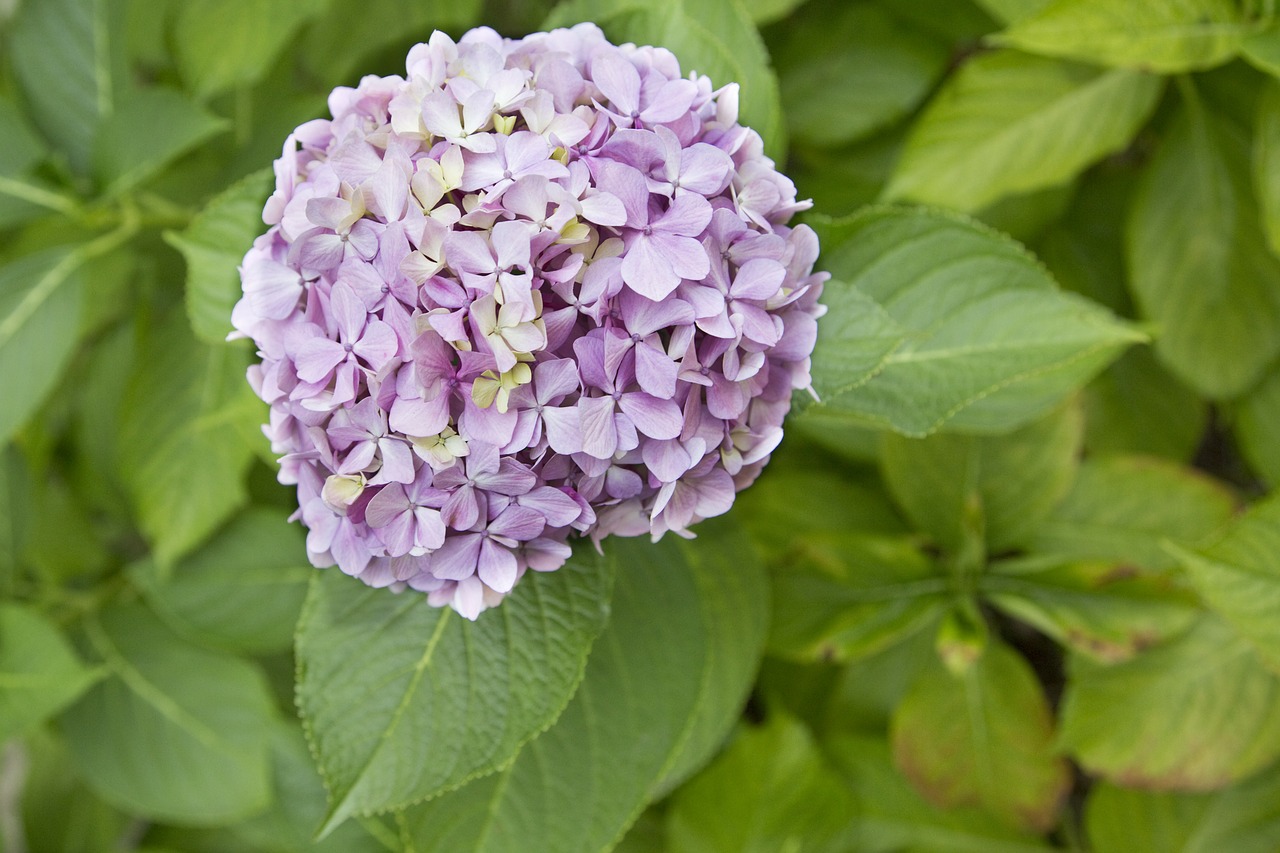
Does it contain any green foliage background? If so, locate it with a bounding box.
[3,0,1280,850]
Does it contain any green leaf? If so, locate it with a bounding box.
[881,400,1083,555]
[116,315,262,566]
[397,518,769,852]
[768,533,947,663]
[1128,98,1280,397]
[994,0,1265,73]
[743,0,805,24]
[890,637,1070,832]
[1030,456,1238,572]
[1237,364,1280,485]
[885,51,1162,212]
[809,207,1144,436]
[827,734,1056,853]
[1174,495,1280,672]
[805,277,908,411]
[130,509,311,655]
[9,0,127,172]
[302,0,483,87]
[59,603,276,823]
[1082,348,1208,462]
[1244,24,1280,78]
[93,87,227,196]
[233,723,385,853]
[0,604,101,741]
[296,548,614,833]
[770,0,949,148]
[546,0,787,161]
[1256,79,1280,256]
[1086,762,1280,853]
[173,0,327,98]
[0,97,45,178]
[19,728,130,853]
[982,559,1201,662]
[1059,615,1280,790]
[0,249,85,447]
[166,168,272,345]
[665,715,856,853]
[973,0,1053,24]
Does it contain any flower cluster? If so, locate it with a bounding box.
[232,23,826,619]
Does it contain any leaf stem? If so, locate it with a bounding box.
[0,175,82,217]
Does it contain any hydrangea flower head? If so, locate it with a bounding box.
[232,24,827,619]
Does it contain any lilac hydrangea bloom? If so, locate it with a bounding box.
[232,24,827,620]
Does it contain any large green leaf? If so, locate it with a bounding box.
[805,277,908,411]
[890,638,1070,832]
[808,207,1143,436]
[982,559,1201,663]
[9,0,127,172]
[59,604,276,823]
[0,249,85,447]
[173,0,328,98]
[1082,348,1207,462]
[1256,79,1280,256]
[19,728,130,853]
[1127,97,1280,398]
[1173,495,1280,672]
[93,87,228,197]
[116,315,262,566]
[973,0,1052,24]
[546,0,786,161]
[165,168,272,345]
[1059,615,1280,790]
[130,509,311,655]
[0,604,101,741]
[0,98,45,179]
[885,51,1161,212]
[994,0,1266,72]
[665,715,856,853]
[827,734,1055,853]
[296,549,614,834]
[1086,762,1280,853]
[770,0,948,148]
[396,518,769,852]
[767,532,947,663]
[1030,456,1238,572]
[881,400,1082,556]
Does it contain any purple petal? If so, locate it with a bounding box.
[364,484,409,528]
[477,538,518,592]
[591,53,641,115]
[294,338,346,383]
[354,320,399,368]
[489,505,547,541]
[432,533,483,580]
[578,395,618,459]
[540,405,583,455]
[635,342,678,399]
[621,236,679,301]
[678,143,734,196]
[731,258,787,300]
[618,392,682,440]
[658,233,711,283]
[330,282,368,343]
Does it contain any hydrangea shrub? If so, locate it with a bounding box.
[6,0,1280,851]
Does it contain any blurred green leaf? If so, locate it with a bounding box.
[233,723,385,853]
[1236,364,1280,485]
[1128,98,1280,398]
[870,0,999,43]
[0,97,44,178]
[885,51,1161,212]
[1059,615,1280,790]
[768,533,946,664]
[1082,348,1208,462]
[94,87,227,196]
[974,183,1075,244]
[0,249,85,447]
[1086,762,1280,853]
[19,728,130,853]
[1174,495,1280,672]
[397,517,769,852]
[973,0,1052,24]
[770,0,948,148]
[0,604,101,741]
[296,547,613,834]
[0,446,30,596]
[809,207,1144,436]
[828,734,1055,853]
[130,509,311,655]
[982,559,1201,662]
[889,638,1070,832]
[116,315,262,566]
[166,168,272,345]
[173,0,327,99]
[1030,455,1237,571]
[9,0,128,173]
[60,603,276,823]
[790,126,905,216]
[1244,23,1280,77]
[1256,79,1280,255]
[666,715,856,853]
[994,0,1265,72]
[881,400,1083,555]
